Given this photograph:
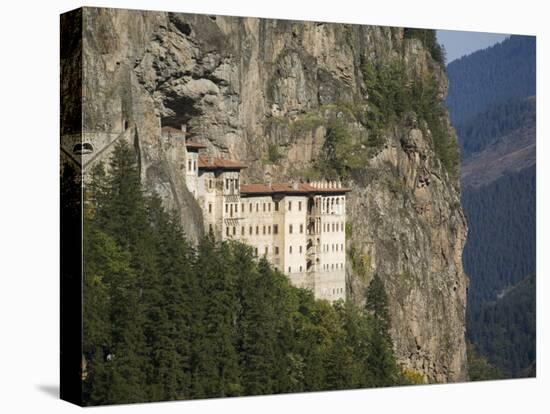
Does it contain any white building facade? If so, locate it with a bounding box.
[166,127,349,302]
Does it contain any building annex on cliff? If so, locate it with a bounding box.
[162,125,350,302]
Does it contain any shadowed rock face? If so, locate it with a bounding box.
[74,7,468,382]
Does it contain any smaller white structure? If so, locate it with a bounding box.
[161,125,206,198]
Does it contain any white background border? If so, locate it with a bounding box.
[0,0,546,412]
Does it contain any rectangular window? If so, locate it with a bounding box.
[288,201,292,211]
[263,225,266,235]
[208,203,212,213]
[273,224,278,234]
[289,224,293,234]
[265,246,268,255]
[233,226,236,235]
[226,227,229,236]
[298,201,302,211]
[249,226,253,235]
[188,160,192,171]
[255,247,258,256]
[299,265,302,272]
[256,203,259,212]
[263,203,266,212]
[242,203,245,212]
[225,204,228,214]
[341,243,344,251]
[268,203,271,212]
[256,226,259,235]
[235,204,238,213]
[299,245,302,253]
[274,201,279,211]
[193,160,197,170]
[209,179,213,189]
[209,224,213,233]
[241,226,245,235]
[288,266,291,273]
[289,245,293,254]
[225,179,229,190]
[268,226,271,235]
[249,203,252,212]
[275,246,279,255]
[299,224,303,234]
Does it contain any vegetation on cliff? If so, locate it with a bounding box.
[315,53,460,182]
[403,28,446,66]
[81,141,408,405]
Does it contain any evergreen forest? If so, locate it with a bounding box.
[446,33,536,379]
[71,141,414,405]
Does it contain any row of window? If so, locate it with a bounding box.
[218,202,348,219]
[332,288,344,295]
[226,224,280,237]
[286,264,344,273]
[323,222,345,233]
[225,178,239,191]
[220,200,309,215]
[287,265,305,273]
[315,196,345,213]
[222,222,311,236]
[322,263,345,271]
[254,246,280,256]
[221,201,278,215]
[187,159,197,172]
[323,243,345,253]
[248,244,304,256]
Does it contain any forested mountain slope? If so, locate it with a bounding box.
[446,35,535,126]
[461,165,535,309]
[467,274,536,377]
[456,96,535,159]
[445,32,536,379]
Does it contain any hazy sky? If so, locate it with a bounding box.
[436,30,510,64]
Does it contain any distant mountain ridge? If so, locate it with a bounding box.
[445,32,536,378]
[446,35,535,126]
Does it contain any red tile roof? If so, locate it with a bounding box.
[198,155,247,170]
[240,182,350,195]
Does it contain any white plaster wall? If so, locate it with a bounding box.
[281,195,308,276]
[185,151,199,197]
[239,196,278,263]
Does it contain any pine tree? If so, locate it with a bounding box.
[365,275,399,386]
[236,254,281,395]
[191,237,241,398]
[365,274,390,338]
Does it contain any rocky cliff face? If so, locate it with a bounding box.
[75,7,468,382]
